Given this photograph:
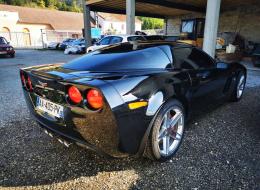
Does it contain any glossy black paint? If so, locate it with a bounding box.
[20,42,247,157]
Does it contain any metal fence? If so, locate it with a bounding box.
[0,30,83,49]
[43,30,83,47]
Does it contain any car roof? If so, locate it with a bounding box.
[126,40,194,48]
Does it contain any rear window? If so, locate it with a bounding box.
[62,44,171,71]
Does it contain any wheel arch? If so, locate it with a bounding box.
[138,94,190,156]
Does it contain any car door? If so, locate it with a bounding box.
[173,47,226,106]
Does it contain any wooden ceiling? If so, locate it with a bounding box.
[87,0,260,18]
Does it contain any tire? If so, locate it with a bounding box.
[10,54,15,58]
[229,71,246,102]
[144,99,185,161]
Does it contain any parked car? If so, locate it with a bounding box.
[164,35,180,42]
[144,35,165,41]
[0,37,15,58]
[47,42,60,50]
[64,38,86,54]
[86,35,146,52]
[20,41,246,161]
[58,38,76,50]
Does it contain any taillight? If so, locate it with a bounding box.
[20,71,26,87]
[87,89,103,109]
[26,76,33,91]
[68,86,82,104]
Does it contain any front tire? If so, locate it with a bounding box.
[144,99,185,161]
[229,71,246,102]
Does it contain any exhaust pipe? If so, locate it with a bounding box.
[43,129,72,147]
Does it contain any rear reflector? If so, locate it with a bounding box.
[68,86,82,104]
[20,71,26,87]
[87,89,103,109]
[27,76,33,91]
[128,101,148,110]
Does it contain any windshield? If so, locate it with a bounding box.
[62,44,171,71]
[181,20,194,33]
[0,37,8,45]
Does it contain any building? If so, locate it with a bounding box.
[93,12,142,35]
[0,4,90,47]
[0,4,142,48]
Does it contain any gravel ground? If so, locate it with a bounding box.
[0,50,259,190]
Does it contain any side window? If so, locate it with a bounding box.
[110,37,123,44]
[173,47,214,70]
[173,48,197,70]
[99,37,111,45]
[188,48,215,69]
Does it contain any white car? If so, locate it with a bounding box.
[86,35,146,53]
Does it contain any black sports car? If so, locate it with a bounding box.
[20,42,247,161]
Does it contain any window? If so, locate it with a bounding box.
[0,37,8,45]
[110,36,123,44]
[62,44,171,71]
[173,47,215,69]
[99,37,111,45]
[188,48,215,69]
[1,27,11,41]
[181,20,194,33]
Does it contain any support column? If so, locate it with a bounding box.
[126,0,135,35]
[203,0,221,58]
[83,1,92,48]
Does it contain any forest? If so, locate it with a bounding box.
[0,0,164,29]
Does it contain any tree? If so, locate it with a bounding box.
[138,17,164,30]
[37,0,45,8]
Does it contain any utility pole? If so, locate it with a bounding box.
[82,0,92,48]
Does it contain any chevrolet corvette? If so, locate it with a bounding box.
[20,42,246,161]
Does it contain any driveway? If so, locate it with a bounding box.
[0,50,259,190]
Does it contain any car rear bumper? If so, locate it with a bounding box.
[23,89,129,158]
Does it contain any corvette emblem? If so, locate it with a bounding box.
[38,81,48,87]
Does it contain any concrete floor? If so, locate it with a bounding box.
[0,50,259,190]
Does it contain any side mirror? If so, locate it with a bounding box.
[95,42,100,46]
[7,42,10,45]
[216,62,228,69]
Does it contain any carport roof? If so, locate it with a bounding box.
[86,0,260,18]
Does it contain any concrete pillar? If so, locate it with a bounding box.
[203,0,221,58]
[126,0,135,35]
[83,2,92,48]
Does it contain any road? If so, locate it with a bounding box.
[0,50,259,190]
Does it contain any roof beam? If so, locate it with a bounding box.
[89,5,166,18]
[86,0,105,5]
[136,0,205,13]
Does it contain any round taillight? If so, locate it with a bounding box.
[27,76,33,91]
[68,86,82,104]
[87,89,103,109]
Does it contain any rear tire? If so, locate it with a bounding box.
[229,71,246,102]
[143,99,185,161]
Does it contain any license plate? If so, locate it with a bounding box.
[0,51,7,54]
[36,96,64,118]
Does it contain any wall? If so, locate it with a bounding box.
[102,20,141,35]
[165,5,260,43]
[0,10,52,47]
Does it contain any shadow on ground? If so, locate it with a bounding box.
[0,87,259,189]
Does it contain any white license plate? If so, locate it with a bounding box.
[36,96,64,118]
[0,51,7,54]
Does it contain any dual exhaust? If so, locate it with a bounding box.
[43,129,72,148]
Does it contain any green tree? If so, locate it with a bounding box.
[139,17,164,30]
[37,0,45,8]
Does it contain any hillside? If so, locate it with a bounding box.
[0,0,82,12]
